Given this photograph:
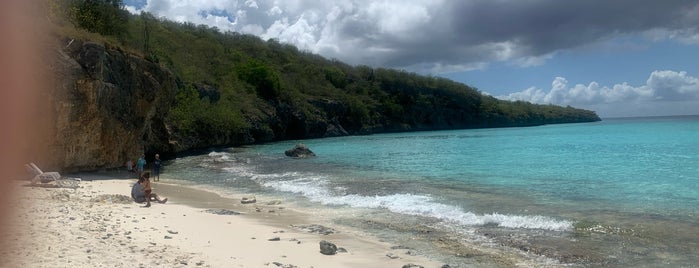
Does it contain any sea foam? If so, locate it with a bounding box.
[261,177,572,231]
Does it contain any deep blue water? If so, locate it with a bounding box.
[163,116,699,266]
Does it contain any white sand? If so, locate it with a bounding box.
[1,178,443,267]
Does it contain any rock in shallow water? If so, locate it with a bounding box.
[284,144,316,158]
[290,224,336,235]
[205,209,241,215]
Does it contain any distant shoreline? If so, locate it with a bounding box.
[601,114,699,120]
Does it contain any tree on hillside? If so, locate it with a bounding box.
[237,60,282,100]
[67,0,129,38]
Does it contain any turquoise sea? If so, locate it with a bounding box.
[163,116,699,267]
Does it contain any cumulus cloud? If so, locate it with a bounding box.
[124,0,699,73]
[498,70,699,117]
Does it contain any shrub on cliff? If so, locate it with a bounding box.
[52,0,129,38]
[168,85,247,142]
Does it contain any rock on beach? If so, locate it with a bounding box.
[319,240,337,255]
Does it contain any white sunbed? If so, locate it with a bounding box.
[25,162,80,188]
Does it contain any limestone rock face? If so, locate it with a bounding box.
[43,39,177,171]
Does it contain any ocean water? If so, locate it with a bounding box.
[163,116,699,267]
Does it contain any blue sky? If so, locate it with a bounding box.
[443,39,699,95]
[124,0,699,118]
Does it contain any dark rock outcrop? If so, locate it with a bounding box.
[284,144,316,158]
[319,240,337,255]
[193,82,220,102]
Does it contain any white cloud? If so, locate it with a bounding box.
[497,70,699,117]
[267,6,283,16]
[244,0,259,9]
[365,1,432,36]
[240,24,264,35]
[512,53,555,68]
[647,70,699,100]
[263,16,318,50]
[125,5,139,14]
[122,1,699,74]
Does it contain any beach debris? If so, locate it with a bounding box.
[386,253,399,259]
[164,235,172,239]
[269,262,299,268]
[290,224,336,235]
[402,264,425,268]
[268,237,281,241]
[319,240,337,255]
[284,144,316,158]
[90,194,133,204]
[175,255,190,266]
[51,191,72,201]
[241,196,257,204]
[266,200,282,205]
[337,247,348,253]
[205,209,241,215]
[167,230,178,234]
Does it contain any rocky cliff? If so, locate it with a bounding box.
[40,36,598,172]
[43,38,176,172]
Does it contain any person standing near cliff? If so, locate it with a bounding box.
[126,159,134,173]
[153,154,161,181]
[136,154,146,178]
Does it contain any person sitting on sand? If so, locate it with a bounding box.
[131,172,167,206]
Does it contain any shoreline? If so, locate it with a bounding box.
[2,173,444,267]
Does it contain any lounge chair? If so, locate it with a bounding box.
[25,162,80,188]
[25,163,60,183]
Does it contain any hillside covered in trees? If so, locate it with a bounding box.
[47,0,600,156]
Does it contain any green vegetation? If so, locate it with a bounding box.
[50,0,129,39]
[51,0,600,146]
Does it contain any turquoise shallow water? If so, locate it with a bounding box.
[164,116,699,266]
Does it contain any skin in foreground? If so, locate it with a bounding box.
[0,0,47,251]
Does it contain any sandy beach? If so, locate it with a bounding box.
[0,174,444,268]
